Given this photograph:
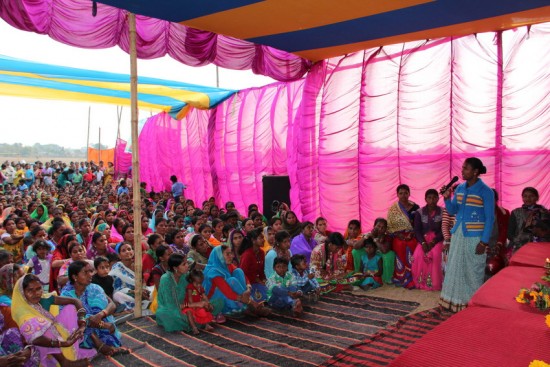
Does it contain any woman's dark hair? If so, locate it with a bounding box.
[212,218,223,229]
[48,220,65,236]
[30,225,45,237]
[269,217,282,226]
[425,189,439,199]
[396,184,410,194]
[301,221,314,230]
[167,253,185,272]
[347,219,361,230]
[325,231,345,263]
[147,234,162,247]
[78,218,90,228]
[106,252,120,263]
[22,274,41,290]
[59,234,77,249]
[198,224,212,233]
[154,218,167,229]
[364,237,377,248]
[68,260,89,284]
[121,224,133,236]
[186,268,204,283]
[92,232,105,244]
[222,224,233,238]
[326,232,345,247]
[69,242,83,255]
[32,239,50,252]
[15,217,26,225]
[492,188,499,202]
[209,205,219,216]
[116,242,132,254]
[94,256,109,269]
[274,230,290,244]
[155,244,169,260]
[225,201,235,210]
[522,187,539,199]
[290,254,306,269]
[373,217,388,227]
[165,229,179,245]
[238,227,263,255]
[190,235,202,249]
[273,256,289,269]
[464,157,487,175]
[113,218,126,231]
[250,212,263,221]
[315,217,326,226]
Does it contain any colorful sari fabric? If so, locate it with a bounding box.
[156,271,191,332]
[60,283,121,350]
[0,311,39,366]
[412,206,444,291]
[387,201,418,288]
[30,204,49,223]
[309,244,361,293]
[12,276,93,366]
[440,227,486,312]
[109,262,136,311]
[203,246,248,315]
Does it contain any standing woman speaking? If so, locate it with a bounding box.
[439,157,494,312]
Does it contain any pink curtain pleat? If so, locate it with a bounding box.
[0,0,310,81]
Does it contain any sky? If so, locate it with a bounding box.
[0,19,275,149]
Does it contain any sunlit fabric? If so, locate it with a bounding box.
[117,24,550,232]
[0,0,311,82]
[87,147,115,165]
[0,55,237,119]
[93,0,549,61]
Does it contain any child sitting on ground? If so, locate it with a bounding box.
[290,254,321,302]
[358,238,383,291]
[92,256,115,300]
[266,257,303,316]
[25,240,52,291]
[183,268,215,335]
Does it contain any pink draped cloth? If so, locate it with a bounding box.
[0,0,310,82]
[119,24,550,233]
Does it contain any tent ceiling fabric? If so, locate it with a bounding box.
[0,0,312,82]
[96,0,550,61]
[0,54,236,119]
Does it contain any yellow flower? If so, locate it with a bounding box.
[529,360,550,367]
[516,296,528,304]
[530,291,539,300]
[546,314,550,329]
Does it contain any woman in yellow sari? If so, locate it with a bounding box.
[103,163,114,188]
[12,274,93,366]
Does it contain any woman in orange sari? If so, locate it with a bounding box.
[387,184,419,288]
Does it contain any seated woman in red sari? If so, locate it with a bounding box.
[387,184,419,288]
[411,189,444,291]
[238,228,267,304]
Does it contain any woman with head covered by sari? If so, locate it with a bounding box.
[12,274,93,366]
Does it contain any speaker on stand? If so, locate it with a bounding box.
[262,175,291,220]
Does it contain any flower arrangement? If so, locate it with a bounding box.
[529,360,550,367]
[516,283,550,311]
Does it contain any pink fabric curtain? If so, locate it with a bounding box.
[0,0,310,82]
[114,138,132,178]
[132,24,549,232]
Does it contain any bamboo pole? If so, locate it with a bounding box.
[98,127,101,162]
[129,12,143,318]
[86,106,91,162]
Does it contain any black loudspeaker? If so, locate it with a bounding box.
[262,175,291,220]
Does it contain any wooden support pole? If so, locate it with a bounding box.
[129,12,143,318]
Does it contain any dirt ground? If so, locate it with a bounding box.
[353,286,441,314]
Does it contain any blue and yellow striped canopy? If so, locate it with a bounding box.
[0,54,236,119]
[98,0,550,61]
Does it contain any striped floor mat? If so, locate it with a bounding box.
[93,292,419,367]
[320,307,453,367]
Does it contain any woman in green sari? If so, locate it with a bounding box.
[156,253,192,332]
[156,254,223,332]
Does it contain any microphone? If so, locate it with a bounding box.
[440,176,459,194]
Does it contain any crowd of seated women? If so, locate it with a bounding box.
[0,159,548,365]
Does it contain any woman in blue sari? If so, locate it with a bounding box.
[203,246,254,316]
[61,261,124,356]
